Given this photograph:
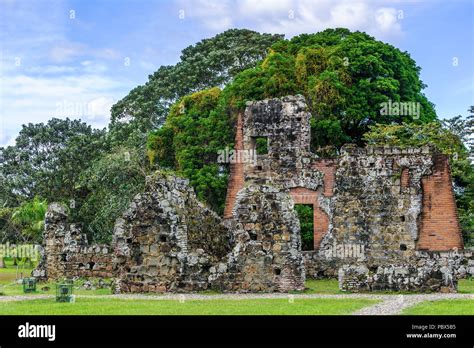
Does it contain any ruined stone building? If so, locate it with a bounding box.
[35,95,473,293]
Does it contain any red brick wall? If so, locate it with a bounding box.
[224,113,244,219]
[400,168,410,188]
[290,187,329,250]
[312,159,336,197]
[417,154,463,250]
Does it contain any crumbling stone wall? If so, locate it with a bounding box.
[338,250,473,292]
[33,203,113,280]
[112,172,232,293]
[112,173,306,293]
[225,95,463,257]
[223,95,466,292]
[36,95,468,294]
[319,145,463,257]
[219,184,305,292]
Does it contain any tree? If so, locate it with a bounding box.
[10,197,47,243]
[147,88,233,214]
[223,28,436,152]
[0,118,106,206]
[110,29,282,145]
[75,146,148,243]
[294,205,314,251]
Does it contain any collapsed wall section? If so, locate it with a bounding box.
[33,203,113,280]
[112,172,231,293]
[221,184,305,292]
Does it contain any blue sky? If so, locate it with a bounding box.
[1,0,473,147]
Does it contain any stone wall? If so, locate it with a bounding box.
[112,172,232,293]
[338,250,473,292]
[35,95,468,294]
[218,184,305,292]
[33,203,113,280]
[224,95,463,259]
[223,95,466,292]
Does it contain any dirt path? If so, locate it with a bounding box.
[351,293,474,315]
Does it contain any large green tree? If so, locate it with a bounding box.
[109,29,282,146]
[147,87,232,214]
[148,28,439,211]
[0,118,106,207]
[223,28,436,151]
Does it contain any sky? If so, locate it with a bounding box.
[0,0,473,147]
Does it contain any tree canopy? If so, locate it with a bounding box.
[110,29,282,145]
[223,28,436,151]
[0,118,105,207]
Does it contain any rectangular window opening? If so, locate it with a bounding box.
[294,204,314,251]
[251,136,268,155]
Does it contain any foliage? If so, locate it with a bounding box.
[110,29,282,145]
[147,88,233,214]
[0,118,106,207]
[75,146,147,243]
[223,28,436,152]
[294,204,314,251]
[0,207,18,243]
[363,119,474,245]
[10,198,47,243]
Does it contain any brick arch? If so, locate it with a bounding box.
[289,187,329,250]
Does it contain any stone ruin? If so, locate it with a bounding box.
[111,173,304,293]
[35,95,473,293]
[33,203,113,280]
[112,173,231,293]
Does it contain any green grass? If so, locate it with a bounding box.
[0,297,379,315]
[0,278,113,297]
[0,258,35,280]
[458,278,474,293]
[402,299,474,315]
[299,279,343,294]
[302,278,474,295]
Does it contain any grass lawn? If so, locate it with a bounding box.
[0,297,379,315]
[303,278,474,295]
[0,258,35,282]
[458,278,474,293]
[301,279,343,294]
[402,299,474,315]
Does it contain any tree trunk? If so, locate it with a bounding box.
[0,257,5,268]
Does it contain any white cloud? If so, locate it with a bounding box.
[0,73,128,145]
[177,0,404,39]
[25,65,77,74]
[178,0,234,31]
[80,60,108,73]
[86,96,116,121]
[238,0,293,16]
[375,8,400,32]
